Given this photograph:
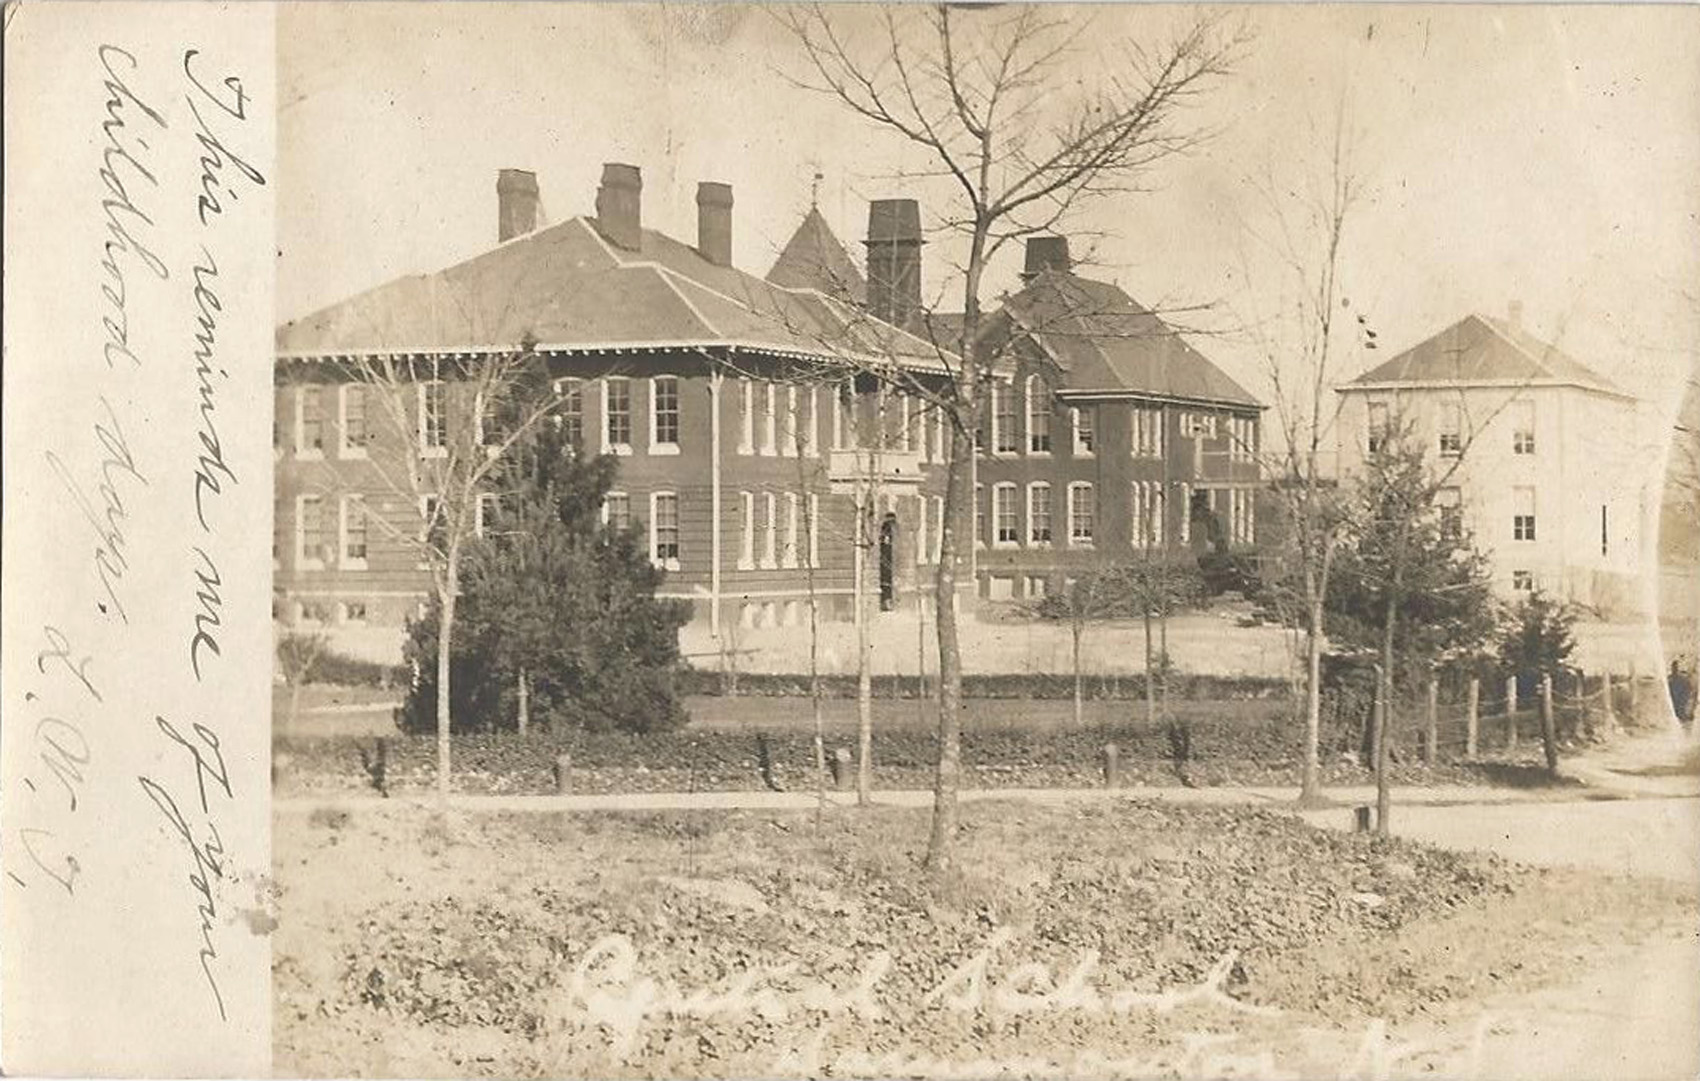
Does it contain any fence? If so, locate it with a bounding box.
[1365,666,1674,767]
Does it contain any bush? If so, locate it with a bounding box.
[673,668,1287,701]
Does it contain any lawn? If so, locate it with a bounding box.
[272,799,1694,1079]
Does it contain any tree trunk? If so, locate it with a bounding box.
[1143,607,1157,727]
[436,564,457,807]
[926,415,970,873]
[1300,596,1324,805]
[1376,592,1397,835]
[1373,663,1389,835]
[517,667,529,736]
[1072,621,1085,727]
[854,491,873,806]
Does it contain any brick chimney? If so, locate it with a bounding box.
[497,169,539,242]
[1021,236,1071,282]
[864,198,922,327]
[696,181,733,267]
[595,162,643,251]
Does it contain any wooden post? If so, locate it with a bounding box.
[517,669,530,736]
[553,753,573,795]
[1103,743,1121,788]
[1629,661,1640,714]
[1424,677,1439,764]
[832,747,852,791]
[1354,805,1373,833]
[1540,673,1558,774]
[1505,675,1519,750]
[1466,677,1480,760]
[1374,664,1391,836]
[1603,671,1618,733]
[374,737,389,798]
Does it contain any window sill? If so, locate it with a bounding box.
[1073,450,1095,459]
[1069,540,1096,549]
[605,444,633,457]
[738,443,755,456]
[1029,539,1053,548]
[339,446,369,460]
[649,443,682,456]
[295,448,325,461]
[420,446,448,460]
[737,559,755,571]
[994,539,1021,549]
[1027,448,1053,458]
[652,557,681,572]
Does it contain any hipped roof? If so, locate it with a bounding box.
[993,271,1260,409]
[277,215,947,371]
[1345,314,1630,399]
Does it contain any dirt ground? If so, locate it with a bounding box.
[272,799,1696,1079]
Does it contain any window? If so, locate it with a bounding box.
[476,388,515,452]
[1512,570,1534,593]
[1512,400,1535,455]
[783,492,800,567]
[1068,482,1095,546]
[808,494,820,568]
[1367,402,1389,455]
[475,492,496,536]
[1026,376,1051,454]
[1186,412,1218,440]
[651,376,680,452]
[1178,482,1193,544]
[1230,416,1254,462]
[974,483,986,548]
[993,483,1019,546]
[833,382,852,451]
[993,383,1018,454]
[1027,483,1053,545]
[763,492,778,567]
[1438,401,1462,458]
[650,492,680,568]
[988,576,1015,601]
[1132,405,1163,458]
[932,406,947,463]
[782,385,799,457]
[738,491,755,569]
[739,378,755,454]
[1132,481,1164,548]
[340,495,368,567]
[1512,486,1536,541]
[603,377,632,453]
[418,495,445,560]
[338,385,367,457]
[298,602,331,625]
[1071,407,1095,456]
[1026,576,1049,600]
[761,382,778,456]
[297,386,325,456]
[916,492,930,565]
[555,378,584,452]
[603,490,630,531]
[297,495,328,568]
[932,496,945,563]
[419,381,446,456]
[1436,487,1462,540]
[342,601,368,624]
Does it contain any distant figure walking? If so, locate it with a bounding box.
[1669,661,1694,728]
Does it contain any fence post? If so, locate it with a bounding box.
[553,753,573,796]
[1603,671,1618,734]
[1103,742,1121,789]
[1505,675,1519,750]
[1540,673,1558,774]
[1424,677,1438,764]
[517,671,530,736]
[1629,661,1640,714]
[1466,677,1480,760]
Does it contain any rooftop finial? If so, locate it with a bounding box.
[810,170,824,210]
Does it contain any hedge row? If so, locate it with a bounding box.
[274,711,1533,798]
[678,669,1288,701]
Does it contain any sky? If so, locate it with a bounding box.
[276,3,1700,427]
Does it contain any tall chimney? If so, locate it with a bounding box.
[595,162,643,251]
[864,198,923,327]
[1021,236,1071,282]
[696,181,733,267]
[497,169,539,242]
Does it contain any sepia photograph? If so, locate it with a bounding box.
[262,3,1699,1078]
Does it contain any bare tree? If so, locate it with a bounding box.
[332,347,559,804]
[779,2,1246,872]
[1237,110,1364,807]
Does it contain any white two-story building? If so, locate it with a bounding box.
[1337,308,1653,617]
